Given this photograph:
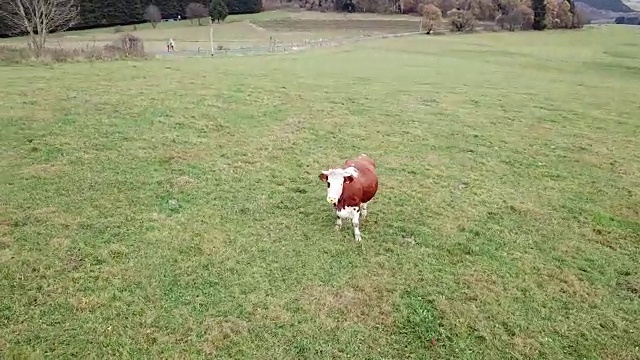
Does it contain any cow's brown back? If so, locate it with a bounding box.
[343,154,378,204]
[345,154,375,170]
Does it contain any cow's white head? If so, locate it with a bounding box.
[319,166,358,205]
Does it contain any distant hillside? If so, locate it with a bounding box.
[576,0,640,20]
[621,0,640,10]
[577,1,625,18]
[578,0,635,12]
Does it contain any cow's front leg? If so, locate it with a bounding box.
[352,207,361,242]
[335,216,342,230]
[336,207,357,238]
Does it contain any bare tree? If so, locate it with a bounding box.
[0,0,79,56]
[144,4,162,28]
[422,4,442,34]
[186,2,208,25]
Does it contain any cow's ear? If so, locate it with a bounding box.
[344,175,355,184]
[319,173,328,182]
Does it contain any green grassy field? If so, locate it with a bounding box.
[1,24,640,358]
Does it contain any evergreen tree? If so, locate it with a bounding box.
[209,0,228,22]
[226,0,261,14]
[532,0,546,30]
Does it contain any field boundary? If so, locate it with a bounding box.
[158,29,430,58]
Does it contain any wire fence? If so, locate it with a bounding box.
[158,30,428,58]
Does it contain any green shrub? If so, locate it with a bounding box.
[449,9,476,32]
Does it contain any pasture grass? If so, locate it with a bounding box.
[1,25,640,358]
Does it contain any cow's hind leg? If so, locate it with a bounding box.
[360,202,368,219]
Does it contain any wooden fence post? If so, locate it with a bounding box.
[209,17,214,56]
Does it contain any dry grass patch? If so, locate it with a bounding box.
[505,202,549,222]
[268,116,307,143]
[97,264,152,286]
[0,235,12,251]
[0,218,11,235]
[201,317,249,355]
[150,212,175,225]
[163,147,213,164]
[198,232,228,256]
[300,284,392,327]
[539,267,604,304]
[252,303,292,324]
[71,296,103,313]
[173,175,197,188]
[300,275,395,328]
[615,202,640,222]
[25,163,66,176]
[49,237,70,250]
[587,226,636,251]
[31,207,78,229]
[528,123,555,138]
[64,250,84,271]
[461,270,503,302]
[600,349,640,360]
[618,276,640,297]
[510,334,542,358]
[435,270,523,345]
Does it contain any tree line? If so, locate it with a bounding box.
[0,0,261,37]
[297,0,587,30]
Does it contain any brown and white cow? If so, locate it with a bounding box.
[319,154,378,242]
